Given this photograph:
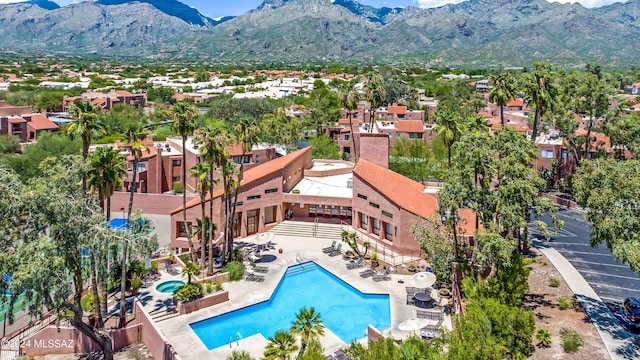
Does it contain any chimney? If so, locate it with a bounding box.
[358,133,389,169]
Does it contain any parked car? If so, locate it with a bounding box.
[623,297,640,332]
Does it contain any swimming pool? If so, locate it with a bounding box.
[156,280,185,293]
[190,261,390,350]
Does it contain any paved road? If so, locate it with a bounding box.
[531,207,640,332]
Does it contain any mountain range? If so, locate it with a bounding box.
[1,0,639,66]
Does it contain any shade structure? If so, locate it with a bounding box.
[251,232,274,246]
[398,318,431,332]
[409,272,437,289]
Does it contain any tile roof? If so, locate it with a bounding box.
[338,118,363,125]
[26,114,58,130]
[507,99,524,107]
[353,159,438,219]
[8,117,26,124]
[395,120,424,133]
[115,90,135,97]
[388,105,407,115]
[171,147,312,214]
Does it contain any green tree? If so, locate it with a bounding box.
[147,86,175,103]
[0,134,20,154]
[35,91,65,112]
[411,218,455,288]
[87,146,126,221]
[263,330,298,360]
[488,72,518,128]
[309,134,340,160]
[523,61,559,143]
[63,101,105,191]
[182,260,201,284]
[338,85,360,162]
[0,158,153,360]
[195,71,210,83]
[574,72,616,159]
[227,350,254,360]
[290,307,325,357]
[363,72,386,131]
[190,161,213,270]
[260,107,304,152]
[434,107,465,168]
[572,159,640,273]
[169,102,199,263]
[207,98,274,123]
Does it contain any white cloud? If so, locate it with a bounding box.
[0,0,27,3]
[415,0,624,9]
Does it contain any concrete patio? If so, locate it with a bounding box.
[145,232,451,359]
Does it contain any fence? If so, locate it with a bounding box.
[0,310,57,360]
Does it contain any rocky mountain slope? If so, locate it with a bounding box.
[1,0,639,66]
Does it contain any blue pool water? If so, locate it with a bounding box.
[190,262,390,350]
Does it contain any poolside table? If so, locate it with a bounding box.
[414,292,432,308]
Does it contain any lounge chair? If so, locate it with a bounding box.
[359,265,375,278]
[245,273,265,282]
[416,310,444,321]
[328,243,343,257]
[346,258,364,270]
[333,350,348,360]
[405,287,421,296]
[406,294,415,305]
[322,240,337,253]
[372,268,391,281]
[249,263,269,273]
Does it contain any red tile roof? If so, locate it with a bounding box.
[115,90,135,97]
[507,99,524,107]
[338,118,363,125]
[26,114,58,130]
[388,105,407,115]
[171,147,312,214]
[8,117,26,124]
[353,159,438,219]
[395,120,424,133]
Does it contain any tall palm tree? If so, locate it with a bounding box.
[488,72,517,128]
[363,72,386,132]
[63,101,105,192]
[119,125,147,328]
[87,146,126,221]
[263,330,298,360]
[195,123,230,264]
[226,350,253,360]
[338,85,360,162]
[169,102,199,263]
[434,108,466,168]
[523,61,559,144]
[290,307,325,357]
[189,161,212,269]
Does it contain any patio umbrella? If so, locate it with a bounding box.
[409,272,437,289]
[252,232,274,247]
[398,318,431,332]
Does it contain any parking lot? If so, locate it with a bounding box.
[532,207,640,333]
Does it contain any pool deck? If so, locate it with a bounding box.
[152,234,451,359]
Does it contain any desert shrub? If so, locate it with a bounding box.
[174,282,203,303]
[222,261,245,281]
[173,182,184,193]
[558,296,574,310]
[215,280,223,291]
[204,281,213,293]
[548,277,560,287]
[536,328,552,347]
[179,254,190,264]
[560,327,583,352]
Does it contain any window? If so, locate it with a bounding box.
[255,154,260,163]
[409,133,423,139]
[373,218,380,236]
[172,159,181,167]
[235,201,244,206]
[428,132,433,140]
[172,176,180,182]
[360,213,368,230]
[247,195,261,200]
[136,163,146,172]
[244,155,251,164]
[387,133,392,138]
[233,156,242,164]
[397,133,401,138]
[561,150,568,159]
[265,188,278,194]
[357,193,368,200]
[541,149,554,158]
[385,222,394,241]
[369,202,380,209]
[382,210,393,218]
[344,134,350,140]
[177,221,192,238]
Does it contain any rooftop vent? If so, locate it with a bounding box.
[347,178,353,189]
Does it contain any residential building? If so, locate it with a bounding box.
[0,101,58,141]
[62,90,146,111]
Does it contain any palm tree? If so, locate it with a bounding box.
[226,350,253,360]
[63,101,105,192]
[87,146,126,221]
[119,124,147,328]
[169,102,199,263]
[434,108,465,168]
[523,61,559,144]
[339,85,360,162]
[290,307,325,357]
[488,72,517,128]
[189,161,212,269]
[182,260,201,284]
[363,72,386,132]
[263,330,298,360]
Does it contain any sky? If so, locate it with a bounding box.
[0,0,628,19]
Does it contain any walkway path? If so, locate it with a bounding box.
[535,241,639,359]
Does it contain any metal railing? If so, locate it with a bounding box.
[312,217,319,237]
[0,310,57,360]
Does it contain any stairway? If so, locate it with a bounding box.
[149,307,180,323]
[268,220,344,240]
